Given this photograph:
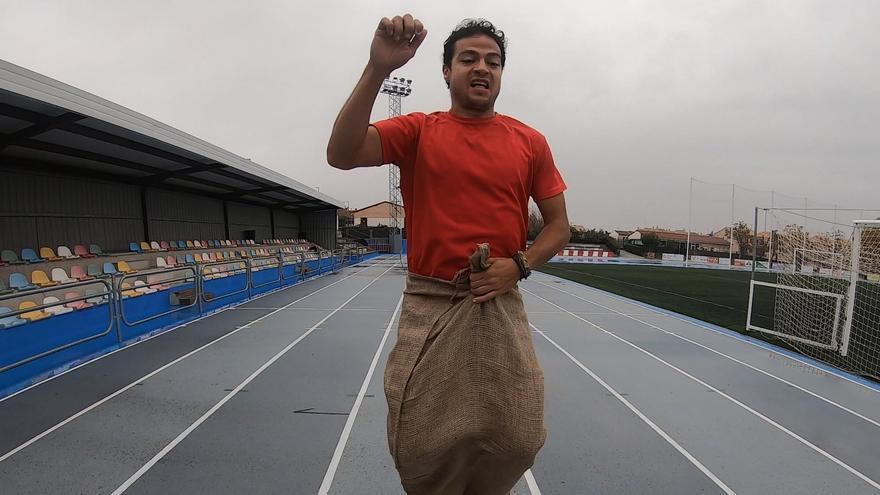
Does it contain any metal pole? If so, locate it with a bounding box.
[685,177,693,267]
[752,207,758,278]
[729,184,735,267]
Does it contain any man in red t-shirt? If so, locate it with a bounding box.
[328,14,571,493]
[328,14,570,294]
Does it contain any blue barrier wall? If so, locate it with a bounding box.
[0,251,380,398]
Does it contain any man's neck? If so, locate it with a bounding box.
[449,104,495,119]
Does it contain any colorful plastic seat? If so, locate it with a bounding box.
[139,241,152,252]
[74,245,96,258]
[57,245,79,259]
[39,247,64,261]
[156,257,168,268]
[160,241,171,250]
[165,255,178,267]
[43,296,73,315]
[21,248,45,263]
[150,241,163,251]
[117,261,137,274]
[185,254,195,265]
[119,282,141,298]
[129,242,142,253]
[146,275,170,291]
[89,244,104,256]
[102,262,118,276]
[51,267,76,284]
[31,270,58,288]
[19,301,50,321]
[0,306,27,328]
[85,288,108,304]
[9,272,37,291]
[185,240,195,249]
[87,264,102,278]
[169,240,180,250]
[133,280,157,294]
[0,279,12,296]
[64,291,93,310]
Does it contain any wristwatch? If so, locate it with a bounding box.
[513,251,532,280]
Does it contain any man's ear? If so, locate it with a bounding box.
[442,65,450,89]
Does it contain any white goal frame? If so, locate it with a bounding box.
[747,280,844,350]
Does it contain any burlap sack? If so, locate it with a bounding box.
[384,243,546,494]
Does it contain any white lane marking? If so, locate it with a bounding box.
[111,263,398,495]
[533,271,880,395]
[532,322,735,494]
[0,263,387,463]
[523,288,880,492]
[534,280,880,429]
[0,266,361,405]
[317,294,404,494]
[524,469,542,495]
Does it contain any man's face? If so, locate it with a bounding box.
[443,34,503,113]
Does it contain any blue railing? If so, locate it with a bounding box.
[0,248,379,398]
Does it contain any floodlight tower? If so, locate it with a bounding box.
[380,76,412,256]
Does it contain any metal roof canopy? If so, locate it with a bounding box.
[0,59,343,213]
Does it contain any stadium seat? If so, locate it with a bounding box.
[117,261,137,274]
[19,301,50,321]
[89,244,105,256]
[85,288,108,305]
[87,264,103,278]
[39,247,64,261]
[74,245,96,258]
[31,270,58,288]
[0,306,26,328]
[43,296,73,315]
[57,245,79,259]
[129,242,142,253]
[119,282,141,298]
[102,262,118,276]
[146,275,170,291]
[194,253,204,263]
[176,254,187,265]
[150,241,164,251]
[160,241,171,250]
[68,265,91,281]
[169,240,180,250]
[186,240,195,249]
[21,248,45,263]
[51,267,76,284]
[156,257,168,268]
[164,255,177,267]
[193,240,202,248]
[0,279,12,296]
[9,272,37,291]
[64,291,93,310]
[133,280,157,294]
[140,241,152,252]
[207,252,217,262]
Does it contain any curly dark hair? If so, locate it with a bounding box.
[442,18,507,69]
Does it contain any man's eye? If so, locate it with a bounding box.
[489,62,500,68]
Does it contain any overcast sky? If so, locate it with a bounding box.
[1,0,878,232]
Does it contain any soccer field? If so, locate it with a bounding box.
[538,263,779,338]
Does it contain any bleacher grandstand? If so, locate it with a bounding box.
[0,59,374,396]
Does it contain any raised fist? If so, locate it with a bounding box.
[370,14,427,75]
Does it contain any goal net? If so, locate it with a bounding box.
[747,209,880,380]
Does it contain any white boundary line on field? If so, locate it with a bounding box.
[531,321,736,494]
[533,280,880,429]
[110,263,397,495]
[522,287,880,492]
[0,261,388,464]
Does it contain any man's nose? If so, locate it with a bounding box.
[473,59,490,74]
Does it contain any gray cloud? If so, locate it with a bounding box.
[2,0,877,232]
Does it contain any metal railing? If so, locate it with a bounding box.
[0,278,114,373]
[200,260,248,303]
[117,267,198,327]
[248,255,282,291]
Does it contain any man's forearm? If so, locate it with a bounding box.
[326,63,388,166]
[524,221,570,270]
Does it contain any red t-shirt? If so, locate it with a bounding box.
[372,111,567,281]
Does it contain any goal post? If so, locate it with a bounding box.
[747,280,843,350]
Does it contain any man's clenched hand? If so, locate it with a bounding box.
[370,14,427,76]
[469,257,520,304]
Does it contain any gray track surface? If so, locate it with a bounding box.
[1,255,879,494]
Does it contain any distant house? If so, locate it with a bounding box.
[351,201,404,227]
[627,228,733,253]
